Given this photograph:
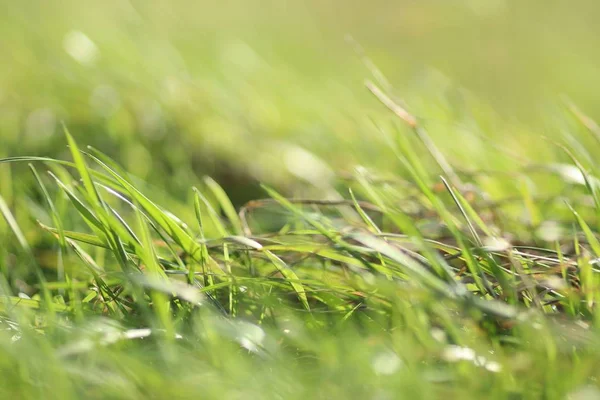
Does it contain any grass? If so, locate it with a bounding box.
[5,2,600,398]
[3,90,600,398]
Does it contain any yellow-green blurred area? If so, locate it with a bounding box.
[2,0,600,203]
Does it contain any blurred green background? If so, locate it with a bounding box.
[2,0,600,204]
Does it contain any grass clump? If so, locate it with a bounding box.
[2,96,600,398]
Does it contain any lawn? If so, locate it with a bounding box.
[2,1,600,399]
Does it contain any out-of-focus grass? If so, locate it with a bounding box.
[3,1,600,399]
[3,0,600,201]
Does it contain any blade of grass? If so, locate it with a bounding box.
[366,80,462,188]
[558,143,600,230]
[263,250,310,311]
[349,188,381,233]
[64,126,103,208]
[0,194,56,316]
[204,176,244,235]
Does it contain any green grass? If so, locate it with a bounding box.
[5,2,600,398]
[3,99,600,398]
